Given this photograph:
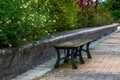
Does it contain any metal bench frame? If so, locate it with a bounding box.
[54,39,92,69]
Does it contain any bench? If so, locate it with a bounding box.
[54,39,93,69]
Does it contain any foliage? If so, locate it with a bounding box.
[0,0,114,48]
[107,0,120,21]
[48,0,79,31]
[0,0,56,47]
[89,3,113,26]
[0,0,40,47]
[76,1,113,27]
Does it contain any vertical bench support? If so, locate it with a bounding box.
[78,46,85,64]
[64,49,70,63]
[71,49,77,69]
[86,42,92,58]
[54,39,93,69]
[54,48,61,68]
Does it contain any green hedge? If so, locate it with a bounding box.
[107,0,120,22]
[0,0,113,48]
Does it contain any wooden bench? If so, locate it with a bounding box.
[54,39,93,69]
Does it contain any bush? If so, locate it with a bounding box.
[0,0,56,47]
[48,0,79,31]
[89,3,114,26]
[0,0,114,48]
[0,0,79,48]
[107,0,120,21]
[0,0,41,47]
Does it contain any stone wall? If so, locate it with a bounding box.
[0,23,119,80]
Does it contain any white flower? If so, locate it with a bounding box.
[20,4,27,8]
[45,30,48,33]
[6,20,11,24]
[17,21,20,24]
[21,17,25,20]
[9,44,12,47]
[53,20,56,22]
[0,21,2,24]
[30,14,34,17]
[43,19,46,22]
[23,38,26,41]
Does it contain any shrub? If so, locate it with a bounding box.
[0,0,56,47]
[48,0,79,31]
[89,3,114,26]
[0,0,114,48]
[107,0,120,21]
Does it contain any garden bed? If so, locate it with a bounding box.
[0,23,119,80]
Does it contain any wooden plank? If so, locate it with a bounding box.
[54,39,92,48]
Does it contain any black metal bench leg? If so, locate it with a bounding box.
[54,48,61,68]
[78,46,85,64]
[74,49,77,58]
[86,42,92,59]
[71,49,77,69]
[64,49,70,63]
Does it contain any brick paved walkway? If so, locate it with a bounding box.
[33,30,120,80]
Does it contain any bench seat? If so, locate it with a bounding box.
[54,39,93,69]
[55,39,92,48]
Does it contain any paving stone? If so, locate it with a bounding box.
[104,74,115,80]
[114,74,120,80]
[89,74,99,78]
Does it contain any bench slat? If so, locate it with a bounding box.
[54,39,92,48]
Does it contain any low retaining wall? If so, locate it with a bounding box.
[0,23,119,80]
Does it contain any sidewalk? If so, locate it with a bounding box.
[12,27,120,80]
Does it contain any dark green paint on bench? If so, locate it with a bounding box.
[54,39,93,69]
